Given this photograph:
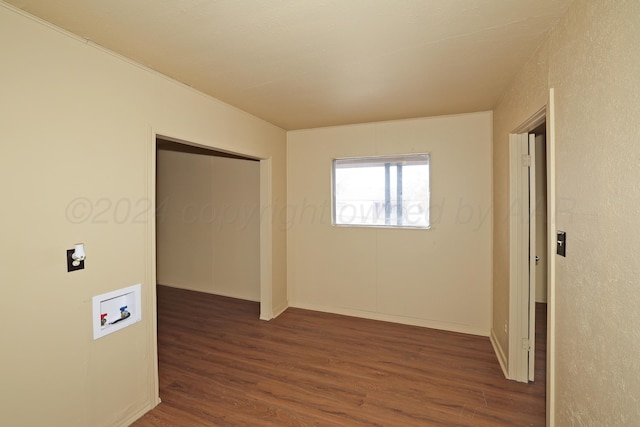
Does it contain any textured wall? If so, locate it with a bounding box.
[549,0,640,424]
[494,0,640,423]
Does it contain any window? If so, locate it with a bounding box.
[332,153,430,228]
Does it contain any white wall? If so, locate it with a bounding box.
[157,149,214,291]
[157,149,260,301]
[211,156,261,301]
[493,0,640,423]
[288,112,492,336]
[0,4,285,426]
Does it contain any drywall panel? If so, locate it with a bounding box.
[211,156,260,301]
[156,149,214,292]
[288,112,492,335]
[0,4,286,426]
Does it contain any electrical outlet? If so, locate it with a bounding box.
[504,322,508,334]
[67,249,85,272]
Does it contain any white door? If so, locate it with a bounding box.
[509,128,542,383]
[527,134,536,381]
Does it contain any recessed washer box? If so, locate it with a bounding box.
[92,284,141,340]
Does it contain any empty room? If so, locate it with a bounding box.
[1,1,639,426]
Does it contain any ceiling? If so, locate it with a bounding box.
[6,0,572,130]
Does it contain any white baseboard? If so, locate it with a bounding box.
[289,301,489,337]
[272,300,289,318]
[260,300,289,321]
[156,283,259,302]
[119,400,157,427]
[490,328,509,379]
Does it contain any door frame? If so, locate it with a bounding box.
[151,133,274,318]
[546,88,557,427]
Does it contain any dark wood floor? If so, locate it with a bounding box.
[133,286,546,426]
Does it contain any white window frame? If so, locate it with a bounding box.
[332,153,430,229]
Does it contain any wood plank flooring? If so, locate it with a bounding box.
[133,286,546,426]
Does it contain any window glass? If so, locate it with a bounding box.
[333,154,430,228]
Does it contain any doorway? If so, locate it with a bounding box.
[155,139,261,302]
[152,135,275,318]
[507,90,557,426]
[146,133,277,407]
